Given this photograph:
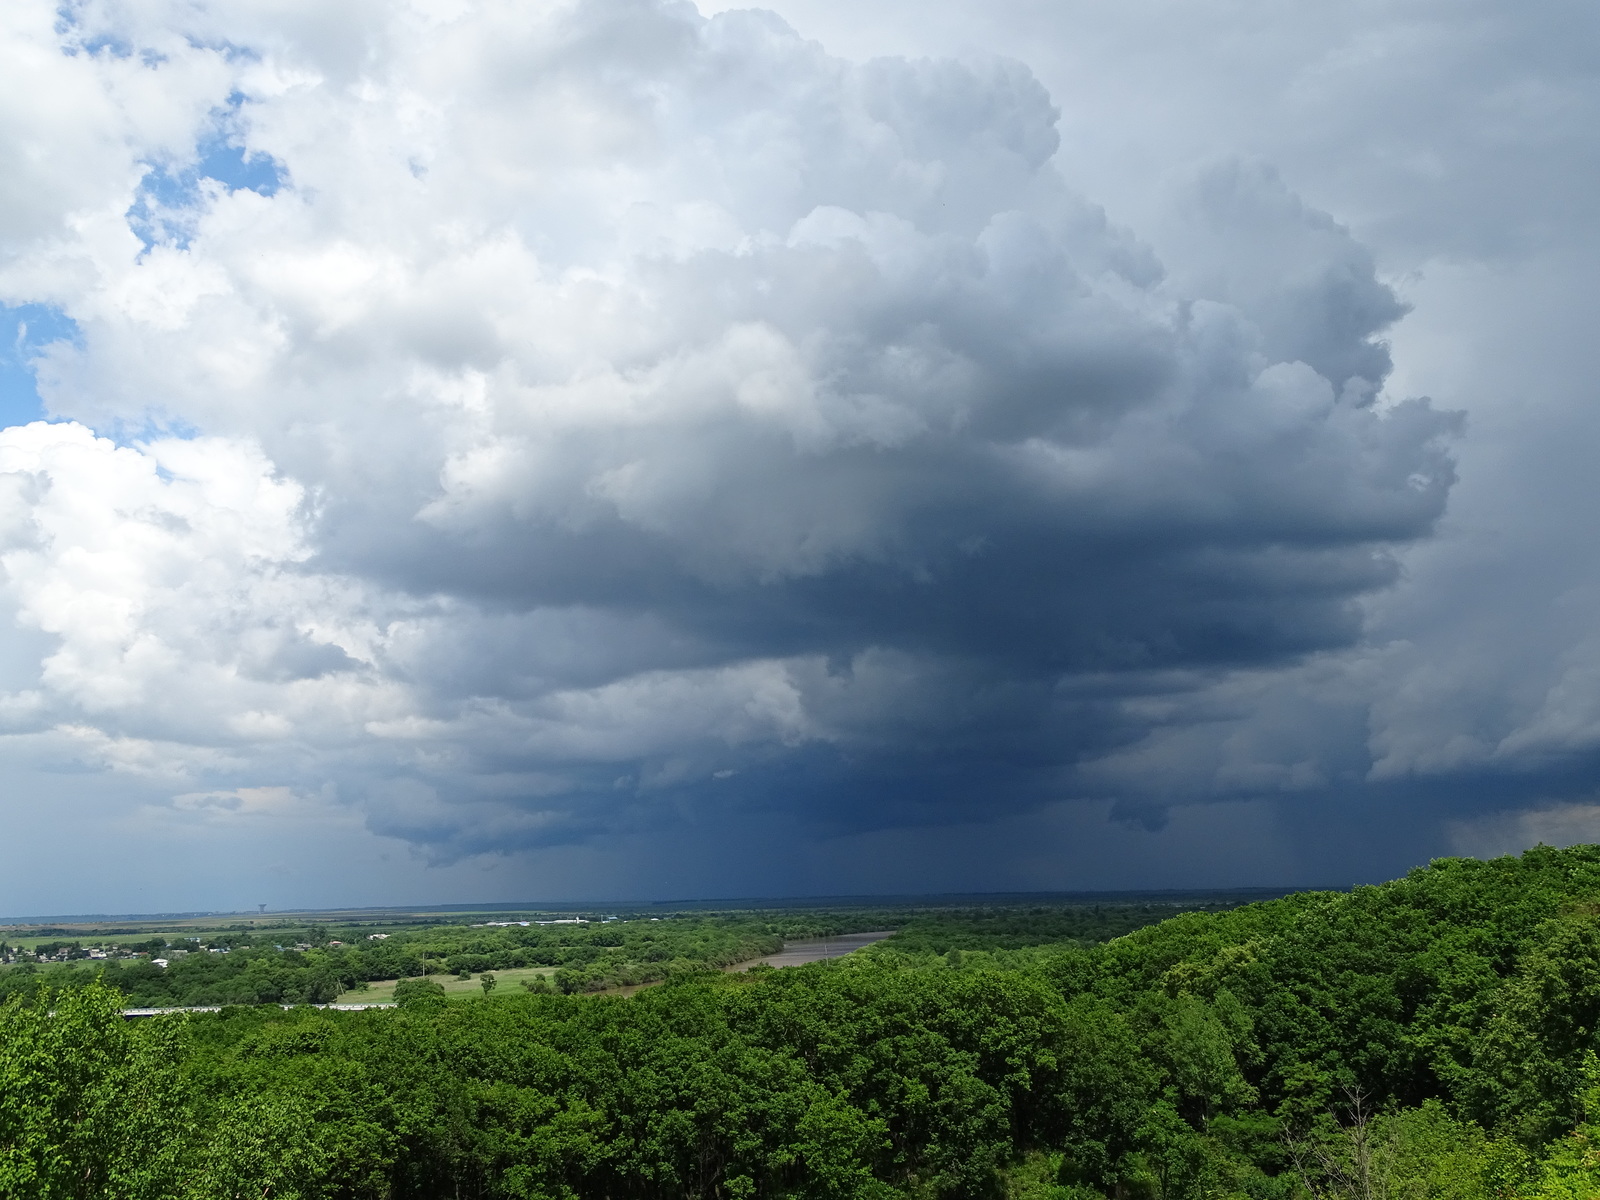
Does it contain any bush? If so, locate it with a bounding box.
[393,978,447,1012]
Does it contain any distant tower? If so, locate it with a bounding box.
[258,904,266,915]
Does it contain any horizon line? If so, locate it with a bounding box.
[0,884,1347,926]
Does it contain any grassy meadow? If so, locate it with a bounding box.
[337,966,558,1004]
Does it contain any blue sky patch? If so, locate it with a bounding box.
[128,99,286,252]
[0,304,79,428]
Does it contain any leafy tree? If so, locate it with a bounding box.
[393,978,447,1012]
[0,981,187,1200]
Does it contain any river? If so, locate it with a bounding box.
[727,930,897,971]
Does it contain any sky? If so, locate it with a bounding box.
[0,0,1597,914]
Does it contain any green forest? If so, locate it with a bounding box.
[9,848,1600,1197]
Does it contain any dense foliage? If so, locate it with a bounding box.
[11,847,1600,1197]
[881,904,1253,955]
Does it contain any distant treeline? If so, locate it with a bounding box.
[3,916,783,1007]
[883,904,1238,954]
[15,852,1600,1195]
[0,905,1189,1009]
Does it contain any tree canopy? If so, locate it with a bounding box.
[9,847,1600,1197]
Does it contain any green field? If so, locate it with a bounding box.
[337,967,558,1004]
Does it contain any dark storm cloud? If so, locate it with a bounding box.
[317,142,1455,852]
[0,0,1498,886]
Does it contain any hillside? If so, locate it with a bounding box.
[9,847,1600,1197]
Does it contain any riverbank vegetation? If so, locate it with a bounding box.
[0,903,1197,1008]
[9,848,1600,1196]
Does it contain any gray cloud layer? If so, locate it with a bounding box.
[0,0,1591,906]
